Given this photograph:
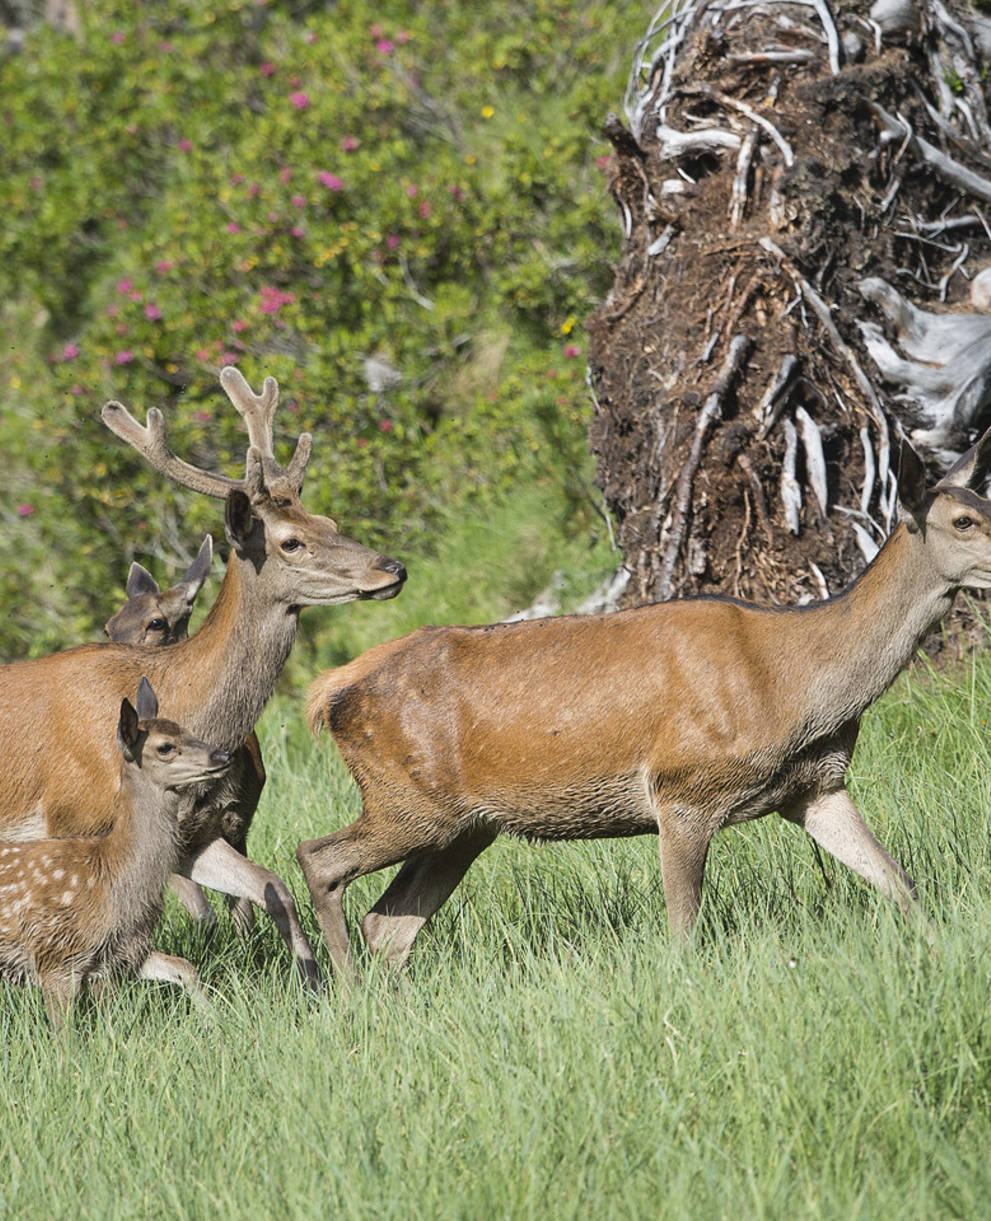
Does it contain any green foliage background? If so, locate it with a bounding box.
[0,0,647,659]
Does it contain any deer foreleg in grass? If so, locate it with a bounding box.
[782,788,921,916]
[656,809,714,941]
[139,950,214,1017]
[169,873,218,930]
[181,838,321,989]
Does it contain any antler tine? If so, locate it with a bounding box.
[101,400,245,500]
[283,432,313,493]
[219,366,279,460]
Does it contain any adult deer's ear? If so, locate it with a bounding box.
[934,423,991,493]
[125,562,159,599]
[225,490,256,553]
[896,436,929,529]
[135,675,158,720]
[117,698,140,762]
[179,534,213,604]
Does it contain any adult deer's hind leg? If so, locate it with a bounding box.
[361,830,496,969]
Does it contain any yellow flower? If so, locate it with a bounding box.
[481,105,494,119]
[561,316,576,335]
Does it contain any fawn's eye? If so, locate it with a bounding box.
[156,743,176,757]
[148,618,167,632]
[280,538,303,554]
[953,515,977,532]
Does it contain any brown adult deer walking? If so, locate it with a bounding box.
[298,430,991,977]
[105,535,262,934]
[0,679,230,1027]
[0,367,405,989]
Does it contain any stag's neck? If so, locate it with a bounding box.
[171,555,299,750]
[798,522,953,732]
[102,770,182,928]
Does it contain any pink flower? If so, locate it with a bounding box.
[227,222,241,234]
[406,184,418,198]
[30,176,42,191]
[290,226,304,238]
[16,504,34,517]
[279,167,292,184]
[375,38,394,54]
[267,211,280,222]
[369,23,383,37]
[419,201,431,219]
[305,31,317,43]
[386,234,400,250]
[356,438,368,449]
[260,62,276,76]
[341,135,360,152]
[258,286,296,315]
[396,29,410,44]
[106,305,118,318]
[193,410,211,423]
[233,319,247,333]
[230,173,245,185]
[159,41,174,53]
[379,419,393,432]
[291,194,306,208]
[62,343,79,361]
[248,182,261,197]
[221,352,238,365]
[595,155,610,170]
[155,259,174,273]
[564,344,581,358]
[116,279,133,294]
[195,349,210,362]
[178,138,193,153]
[128,290,142,303]
[110,30,125,45]
[115,350,134,365]
[289,92,310,110]
[71,385,83,396]
[318,171,344,191]
[144,303,162,321]
[447,184,466,202]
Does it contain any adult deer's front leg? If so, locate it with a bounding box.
[656,807,713,942]
[168,873,218,930]
[180,838,321,989]
[782,787,921,918]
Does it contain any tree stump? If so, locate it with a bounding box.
[588,0,991,609]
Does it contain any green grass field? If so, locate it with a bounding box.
[3,647,991,1219]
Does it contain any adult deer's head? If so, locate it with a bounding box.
[102,368,406,607]
[105,536,214,645]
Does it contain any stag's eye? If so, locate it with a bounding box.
[953,516,977,532]
[280,538,303,554]
[148,618,167,632]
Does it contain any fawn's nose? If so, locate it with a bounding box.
[378,557,407,583]
[210,751,231,769]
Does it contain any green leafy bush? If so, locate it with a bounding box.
[0,0,645,658]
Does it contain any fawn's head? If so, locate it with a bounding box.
[102,367,407,609]
[116,678,232,789]
[105,536,213,645]
[899,424,991,589]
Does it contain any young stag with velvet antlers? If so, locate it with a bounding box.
[0,368,405,989]
[105,535,262,934]
[299,429,991,978]
[0,679,230,1028]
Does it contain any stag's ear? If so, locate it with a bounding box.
[934,424,991,493]
[135,675,158,721]
[225,490,257,553]
[125,562,159,599]
[117,698,140,762]
[896,436,930,527]
[179,534,213,603]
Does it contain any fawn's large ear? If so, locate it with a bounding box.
[896,436,930,527]
[117,698,140,762]
[934,423,991,493]
[125,562,159,599]
[135,675,158,721]
[179,534,213,604]
[225,489,256,553]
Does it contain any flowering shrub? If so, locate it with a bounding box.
[0,0,636,657]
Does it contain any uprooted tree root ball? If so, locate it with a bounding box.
[588,0,991,612]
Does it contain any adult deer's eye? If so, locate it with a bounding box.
[148,618,167,632]
[280,538,303,554]
[953,515,977,532]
